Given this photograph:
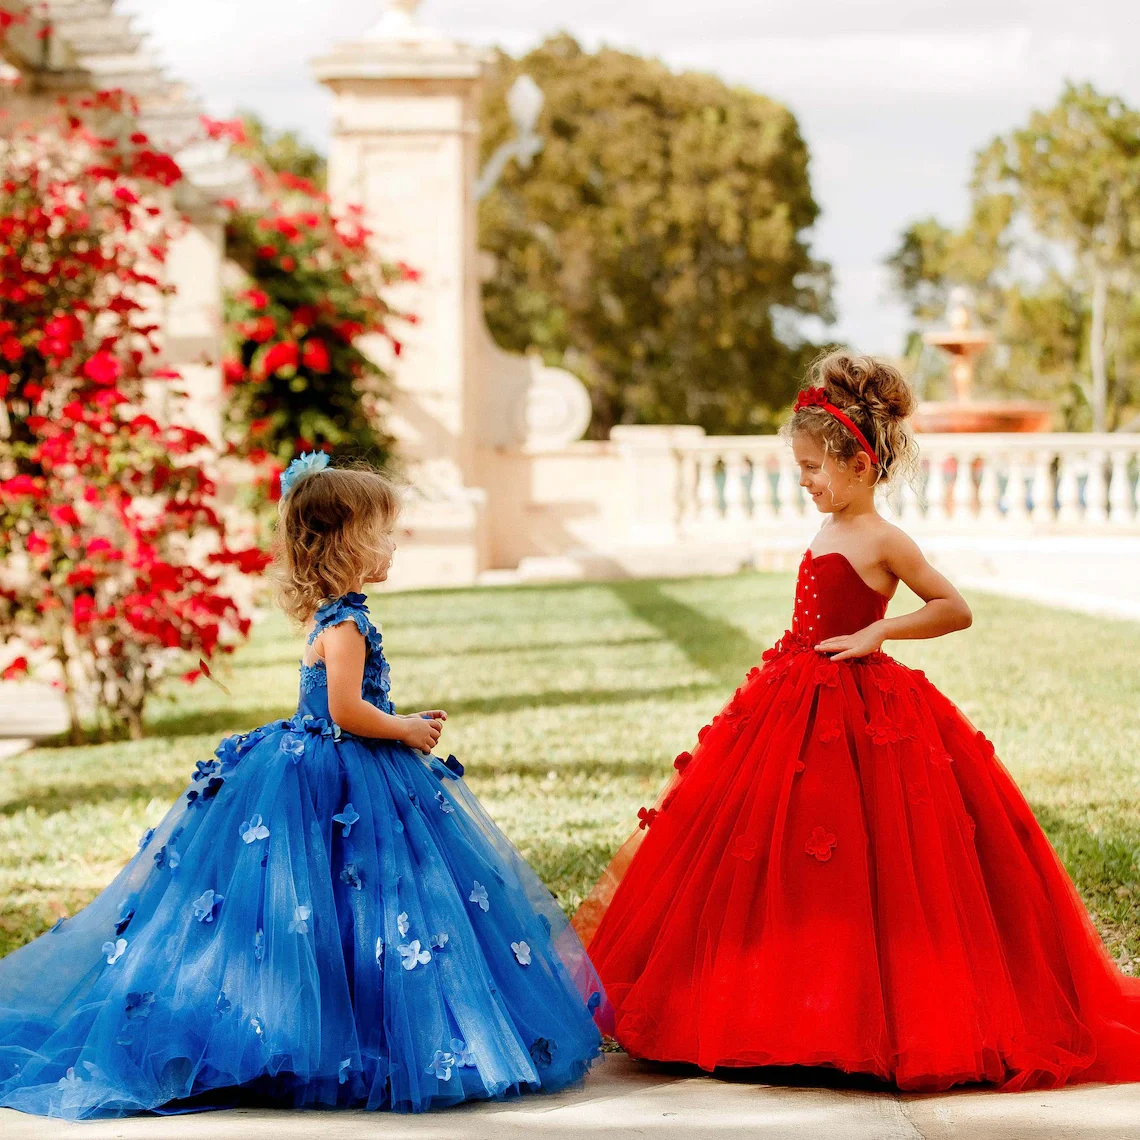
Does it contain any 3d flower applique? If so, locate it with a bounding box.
[866,722,902,747]
[241,815,270,844]
[426,1049,454,1081]
[57,1067,81,1090]
[435,790,454,814]
[697,723,713,743]
[254,929,264,961]
[124,991,154,1020]
[928,743,954,768]
[451,1039,476,1068]
[817,721,842,744]
[673,751,692,773]
[251,1017,264,1038]
[469,881,490,912]
[975,730,997,760]
[871,670,900,695]
[398,940,432,970]
[793,757,806,773]
[430,932,449,951]
[279,733,305,763]
[215,993,232,1017]
[102,938,128,965]
[137,827,155,850]
[805,826,838,862]
[332,802,360,837]
[730,835,758,861]
[443,754,465,777]
[587,991,602,1014]
[397,911,410,937]
[340,862,363,891]
[192,759,219,782]
[637,807,658,830]
[511,940,532,966]
[50,916,66,934]
[289,905,312,934]
[529,1038,555,1067]
[814,658,840,687]
[192,890,224,923]
[375,937,384,967]
[338,1058,352,1085]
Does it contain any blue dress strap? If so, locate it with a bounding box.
[309,593,384,657]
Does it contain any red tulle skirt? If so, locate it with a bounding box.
[575,647,1140,1091]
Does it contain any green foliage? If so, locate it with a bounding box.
[479,35,833,438]
[887,84,1140,429]
[4,575,1139,970]
[238,112,327,189]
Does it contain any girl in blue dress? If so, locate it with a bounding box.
[0,454,604,1119]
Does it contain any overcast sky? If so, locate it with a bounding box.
[119,0,1139,354]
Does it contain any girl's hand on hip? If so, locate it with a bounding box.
[816,623,885,661]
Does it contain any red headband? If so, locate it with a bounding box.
[793,387,879,465]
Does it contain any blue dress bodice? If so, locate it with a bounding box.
[298,592,394,721]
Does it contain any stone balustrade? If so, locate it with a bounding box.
[671,433,1140,533]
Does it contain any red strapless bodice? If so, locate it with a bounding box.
[792,550,889,644]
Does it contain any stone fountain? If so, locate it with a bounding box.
[912,287,1052,433]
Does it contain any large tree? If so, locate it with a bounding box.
[479,35,833,437]
[888,84,1140,431]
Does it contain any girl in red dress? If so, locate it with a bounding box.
[574,352,1140,1092]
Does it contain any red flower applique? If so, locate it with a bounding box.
[793,758,806,773]
[907,782,933,805]
[866,722,902,746]
[814,658,839,687]
[637,807,658,830]
[817,721,841,744]
[871,670,899,695]
[928,744,953,768]
[975,731,997,760]
[805,826,838,862]
[730,835,757,861]
[794,386,830,410]
[673,751,692,773]
[697,724,713,743]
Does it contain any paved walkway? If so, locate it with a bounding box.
[3,1055,1139,1139]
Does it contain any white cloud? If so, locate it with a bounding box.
[117,0,1140,354]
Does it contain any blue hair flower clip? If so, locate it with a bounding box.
[280,451,330,499]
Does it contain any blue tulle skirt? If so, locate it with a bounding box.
[0,715,604,1118]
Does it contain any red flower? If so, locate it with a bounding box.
[730,835,757,861]
[222,358,246,385]
[1,474,43,499]
[82,351,122,386]
[673,750,692,772]
[0,336,22,363]
[25,532,51,555]
[261,341,299,377]
[793,386,830,411]
[637,807,657,830]
[49,504,81,528]
[302,338,330,373]
[817,721,841,744]
[813,657,839,687]
[805,826,838,862]
[241,288,269,309]
[1,656,29,681]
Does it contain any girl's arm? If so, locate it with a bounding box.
[817,529,972,661]
[322,624,444,752]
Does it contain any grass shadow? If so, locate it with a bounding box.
[145,704,294,741]
[444,682,719,718]
[608,581,763,684]
[1,779,187,817]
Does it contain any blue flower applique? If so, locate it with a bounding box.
[397,940,431,971]
[215,993,232,1017]
[57,1067,81,1090]
[241,815,270,844]
[451,1039,476,1068]
[435,791,454,815]
[426,1049,454,1081]
[124,991,154,1020]
[587,991,602,1014]
[444,754,464,777]
[397,911,410,937]
[254,929,264,961]
[279,733,305,762]
[340,862,362,891]
[102,938,127,965]
[332,803,360,836]
[338,1058,352,1085]
[137,827,155,850]
[289,904,311,934]
[279,450,329,499]
[530,1037,555,1067]
[430,932,449,951]
[187,776,225,807]
[375,937,384,968]
[469,881,490,912]
[193,759,219,782]
[251,1017,264,1038]
[192,889,223,923]
[511,940,532,966]
[115,906,135,936]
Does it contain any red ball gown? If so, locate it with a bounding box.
[574,549,1140,1091]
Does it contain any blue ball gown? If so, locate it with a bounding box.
[0,593,605,1119]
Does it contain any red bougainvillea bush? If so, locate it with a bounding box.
[0,93,269,741]
[217,116,417,505]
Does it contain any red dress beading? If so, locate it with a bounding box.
[574,550,1140,1091]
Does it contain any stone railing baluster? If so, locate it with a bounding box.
[1056,450,1081,524]
[1108,447,1136,526]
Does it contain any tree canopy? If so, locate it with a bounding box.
[888,83,1140,431]
[479,35,833,437]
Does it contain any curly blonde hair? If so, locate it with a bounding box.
[272,463,402,624]
[788,350,918,484]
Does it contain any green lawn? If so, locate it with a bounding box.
[2,573,1139,969]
